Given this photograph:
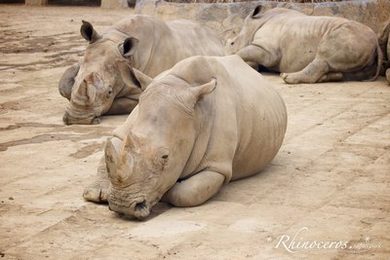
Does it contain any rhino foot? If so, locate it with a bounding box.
[280,72,303,84]
[83,181,109,203]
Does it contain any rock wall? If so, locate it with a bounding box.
[135,0,390,42]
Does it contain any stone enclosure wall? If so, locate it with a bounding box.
[135,0,390,44]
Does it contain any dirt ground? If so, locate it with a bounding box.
[0,5,389,260]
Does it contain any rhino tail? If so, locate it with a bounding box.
[378,20,390,60]
[367,41,383,81]
[343,42,382,82]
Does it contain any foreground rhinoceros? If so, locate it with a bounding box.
[83,55,287,219]
[59,16,225,125]
[226,7,382,84]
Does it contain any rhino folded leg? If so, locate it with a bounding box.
[83,157,110,203]
[105,97,139,115]
[281,58,329,84]
[163,171,225,207]
[237,44,279,68]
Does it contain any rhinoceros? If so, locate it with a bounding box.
[226,7,382,84]
[83,55,287,219]
[59,15,225,125]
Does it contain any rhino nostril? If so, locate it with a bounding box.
[135,200,146,211]
[230,42,234,46]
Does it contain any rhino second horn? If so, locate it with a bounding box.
[76,81,96,104]
[105,138,118,176]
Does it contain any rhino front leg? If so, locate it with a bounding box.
[281,58,329,84]
[163,171,225,207]
[236,44,279,68]
[83,157,110,203]
[105,97,138,115]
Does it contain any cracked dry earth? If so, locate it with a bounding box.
[0,5,389,260]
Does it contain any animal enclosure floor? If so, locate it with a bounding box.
[0,5,389,260]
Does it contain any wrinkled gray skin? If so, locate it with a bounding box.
[59,16,225,125]
[83,55,287,220]
[226,7,382,84]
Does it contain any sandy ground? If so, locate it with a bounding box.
[0,5,389,260]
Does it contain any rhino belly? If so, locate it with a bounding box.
[231,89,287,180]
[278,39,319,73]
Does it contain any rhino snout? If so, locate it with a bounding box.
[63,111,100,125]
[108,197,151,220]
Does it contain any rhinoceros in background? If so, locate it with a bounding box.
[83,55,287,220]
[59,16,225,125]
[226,7,382,84]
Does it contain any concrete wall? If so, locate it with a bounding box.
[135,0,390,42]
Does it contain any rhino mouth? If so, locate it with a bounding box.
[63,111,101,125]
[108,198,151,220]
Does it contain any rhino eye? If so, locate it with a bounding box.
[106,87,113,98]
[161,154,168,159]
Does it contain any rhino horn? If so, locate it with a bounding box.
[76,79,96,104]
[80,20,101,43]
[105,138,118,177]
[105,137,131,183]
[58,63,80,100]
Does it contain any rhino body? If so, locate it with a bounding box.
[226,7,382,84]
[59,15,225,125]
[83,55,287,219]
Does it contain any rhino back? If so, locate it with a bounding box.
[167,20,225,58]
[215,56,287,180]
[171,55,287,182]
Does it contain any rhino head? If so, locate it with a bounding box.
[59,21,142,125]
[225,5,266,54]
[105,70,216,220]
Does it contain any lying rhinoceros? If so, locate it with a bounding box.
[59,16,225,125]
[83,55,287,219]
[226,6,382,84]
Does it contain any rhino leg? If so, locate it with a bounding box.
[105,97,138,115]
[281,58,329,84]
[162,171,225,207]
[236,44,279,68]
[386,68,390,83]
[83,157,110,203]
[318,72,343,83]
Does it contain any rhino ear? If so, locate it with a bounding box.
[252,5,263,18]
[132,68,152,91]
[191,78,217,103]
[81,20,101,43]
[59,63,80,100]
[118,61,152,91]
[105,138,118,176]
[120,37,139,58]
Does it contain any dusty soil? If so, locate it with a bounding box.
[0,5,389,260]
